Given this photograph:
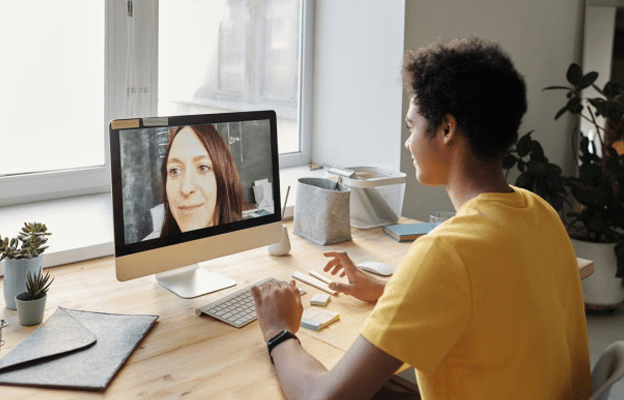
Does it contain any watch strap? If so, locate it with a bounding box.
[266,330,300,364]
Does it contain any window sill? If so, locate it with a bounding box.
[0,192,115,276]
[0,166,325,274]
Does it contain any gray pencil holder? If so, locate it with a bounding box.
[293,177,352,245]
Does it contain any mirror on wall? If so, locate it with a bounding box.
[613,8,624,86]
[582,0,624,153]
[584,0,623,83]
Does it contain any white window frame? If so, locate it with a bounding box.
[283,0,313,168]
[0,0,313,207]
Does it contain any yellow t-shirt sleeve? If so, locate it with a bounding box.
[360,235,471,374]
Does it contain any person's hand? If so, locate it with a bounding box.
[251,280,304,342]
[323,252,386,303]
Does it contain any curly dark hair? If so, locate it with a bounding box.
[402,37,527,160]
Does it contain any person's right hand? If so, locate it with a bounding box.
[251,279,303,343]
[323,252,386,303]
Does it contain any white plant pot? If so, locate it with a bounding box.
[570,239,624,309]
[3,257,43,310]
[15,294,47,326]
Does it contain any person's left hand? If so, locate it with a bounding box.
[251,280,304,342]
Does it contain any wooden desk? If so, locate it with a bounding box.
[0,219,593,399]
[0,220,405,399]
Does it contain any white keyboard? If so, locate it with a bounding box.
[195,277,277,328]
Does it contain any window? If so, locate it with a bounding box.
[0,1,105,176]
[0,0,109,206]
[158,0,306,155]
[0,0,312,206]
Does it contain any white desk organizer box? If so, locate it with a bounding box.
[327,167,406,229]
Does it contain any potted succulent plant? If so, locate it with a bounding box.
[1,222,52,310]
[506,63,624,309]
[15,270,53,326]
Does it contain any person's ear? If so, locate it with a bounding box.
[441,114,458,144]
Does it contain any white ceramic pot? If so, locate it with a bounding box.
[15,294,47,326]
[3,257,43,310]
[570,238,624,309]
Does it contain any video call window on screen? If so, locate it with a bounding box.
[116,118,277,246]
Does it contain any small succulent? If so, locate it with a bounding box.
[20,270,54,301]
[0,222,51,261]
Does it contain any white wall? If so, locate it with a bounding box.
[311,0,406,171]
[400,0,586,221]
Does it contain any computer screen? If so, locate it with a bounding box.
[109,111,282,298]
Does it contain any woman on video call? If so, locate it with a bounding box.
[160,124,244,236]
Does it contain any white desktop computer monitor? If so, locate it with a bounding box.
[109,111,282,298]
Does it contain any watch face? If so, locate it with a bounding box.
[268,330,292,346]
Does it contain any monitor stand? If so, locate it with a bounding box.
[155,264,236,299]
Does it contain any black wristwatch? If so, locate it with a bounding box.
[266,330,300,364]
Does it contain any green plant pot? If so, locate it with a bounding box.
[15,294,47,326]
[3,257,43,310]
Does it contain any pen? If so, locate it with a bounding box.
[282,186,291,221]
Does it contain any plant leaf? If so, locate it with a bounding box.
[579,71,599,90]
[516,133,532,157]
[549,195,565,213]
[567,97,583,114]
[543,86,573,91]
[547,163,563,175]
[529,141,546,161]
[604,82,624,98]
[502,154,517,169]
[567,63,583,86]
[518,160,526,172]
[526,160,548,176]
[516,172,534,189]
[554,105,568,120]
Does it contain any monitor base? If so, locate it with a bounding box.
[155,264,236,299]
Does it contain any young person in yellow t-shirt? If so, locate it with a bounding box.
[251,37,591,400]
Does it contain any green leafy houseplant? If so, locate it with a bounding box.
[0,222,52,261]
[17,270,54,301]
[544,63,624,282]
[505,63,624,283]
